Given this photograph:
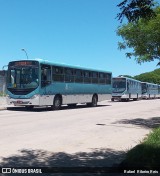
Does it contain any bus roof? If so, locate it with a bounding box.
[113,76,141,83]
[141,81,158,86]
[9,59,112,74]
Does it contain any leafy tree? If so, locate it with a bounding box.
[117,0,156,23]
[117,7,160,64]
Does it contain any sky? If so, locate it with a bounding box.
[0,0,159,77]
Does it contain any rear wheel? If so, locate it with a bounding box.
[51,95,62,110]
[90,95,98,107]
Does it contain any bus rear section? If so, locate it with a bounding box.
[112,77,142,101]
[141,82,159,99]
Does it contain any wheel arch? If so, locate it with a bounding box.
[93,93,98,102]
[54,94,63,104]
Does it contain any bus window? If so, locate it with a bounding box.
[52,66,64,82]
[106,73,111,84]
[84,71,91,84]
[75,69,83,83]
[10,70,15,85]
[64,68,75,82]
[99,73,105,84]
[127,81,129,91]
[92,72,98,84]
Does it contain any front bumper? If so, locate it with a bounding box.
[6,95,40,106]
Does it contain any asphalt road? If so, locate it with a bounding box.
[0,99,159,168]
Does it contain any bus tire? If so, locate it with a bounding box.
[111,98,114,101]
[52,95,62,110]
[91,94,98,107]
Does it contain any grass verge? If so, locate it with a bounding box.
[120,127,160,168]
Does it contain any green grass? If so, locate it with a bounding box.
[120,127,160,168]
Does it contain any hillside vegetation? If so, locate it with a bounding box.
[134,69,160,84]
[121,69,160,84]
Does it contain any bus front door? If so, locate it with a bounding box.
[40,64,52,106]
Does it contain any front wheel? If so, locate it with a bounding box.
[51,96,62,110]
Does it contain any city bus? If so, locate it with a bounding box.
[6,59,112,110]
[111,76,142,101]
[141,82,159,99]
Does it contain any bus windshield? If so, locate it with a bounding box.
[112,78,126,93]
[7,66,39,89]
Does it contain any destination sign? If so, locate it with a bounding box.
[9,61,38,67]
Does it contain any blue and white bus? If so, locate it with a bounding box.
[6,59,112,110]
[141,82,159,99]
[112,76,142,101]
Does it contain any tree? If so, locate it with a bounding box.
[117,0,156,23]
[117,7,160,64]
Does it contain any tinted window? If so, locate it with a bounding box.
[99,73,105,84]
[75,70,83,83]
[84,71,91,83]
[106,73,111,84]
[65,68,75,82]
[52,66,64,82]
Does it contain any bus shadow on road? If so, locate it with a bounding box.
[7,104,111,112]
[0,148,126,176]
[113,117,160,129]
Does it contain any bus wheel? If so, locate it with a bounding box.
[111,98,114,101]
[52,95,62,110]
[91,95,98,107]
